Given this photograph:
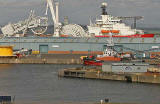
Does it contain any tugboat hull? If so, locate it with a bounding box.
[96,56,121,61]
[84,60,103,66]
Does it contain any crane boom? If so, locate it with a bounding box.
[118,16,143,20]
[46,0,57,24]
[118,16,143,28]
[46,0,60,37]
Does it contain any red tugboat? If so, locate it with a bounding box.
[82,33,122,66]
[83,56,103,66]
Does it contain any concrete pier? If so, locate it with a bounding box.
[58,67,160,84]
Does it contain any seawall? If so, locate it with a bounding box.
[0,54,84,64]
[58,67,160,84]
[0,58,81,64]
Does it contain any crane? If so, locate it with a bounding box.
[46,0,61,37]
[118,16,143,28]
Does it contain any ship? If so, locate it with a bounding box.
[96,33,121,61]
[82,34,122,66]
[87,2,154,38]
[82,56,103,66]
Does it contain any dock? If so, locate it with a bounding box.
[0,53,159,65]
[0,54,83,64]
[0,58,81,64]
[58,67,160,84]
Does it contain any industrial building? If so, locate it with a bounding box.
[0,37,160,57]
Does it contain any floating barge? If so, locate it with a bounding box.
[58,63,160,84]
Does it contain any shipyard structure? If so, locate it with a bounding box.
[0,1,160,58]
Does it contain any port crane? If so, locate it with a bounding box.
[46,0,61,37]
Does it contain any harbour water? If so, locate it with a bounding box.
[0,64,159,104]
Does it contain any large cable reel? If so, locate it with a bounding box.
[31,16,48,35]
[61,24,87,37]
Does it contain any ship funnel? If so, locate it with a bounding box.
[101,2,108,15]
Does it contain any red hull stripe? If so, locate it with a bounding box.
[95,34,154,38]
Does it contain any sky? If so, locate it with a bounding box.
[0,0,160,28]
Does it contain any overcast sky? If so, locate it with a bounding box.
[0,0,160,28]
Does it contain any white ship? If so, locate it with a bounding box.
[87,2,154,38]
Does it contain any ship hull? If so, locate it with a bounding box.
[84,60,102,66]
[96,56,121,61]
[95,34,154,38]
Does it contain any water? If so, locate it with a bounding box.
[0,64,159,104]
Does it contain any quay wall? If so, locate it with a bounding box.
[0,58,81,64]
[0,54,84,64]
[59,68,160,84]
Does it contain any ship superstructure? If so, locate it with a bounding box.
[88,2,154,38]
[96,33,121,61]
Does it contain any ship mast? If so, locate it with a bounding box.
[101,2,114,46]
[101,2,108,15]
[107,32,114,47]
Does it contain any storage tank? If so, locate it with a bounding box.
[0,46,13,56]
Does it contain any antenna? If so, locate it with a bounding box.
[89,17,93,26]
